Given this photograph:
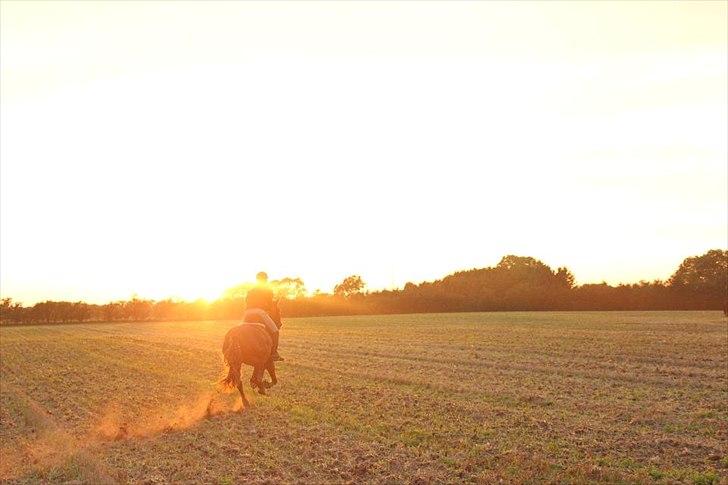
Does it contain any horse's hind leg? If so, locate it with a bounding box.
[236,381,250,410]
[265,361,277,387]
[251,366,267,395]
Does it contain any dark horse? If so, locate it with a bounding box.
[220,322,278,409]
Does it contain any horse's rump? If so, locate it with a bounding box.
[229,323,273,367]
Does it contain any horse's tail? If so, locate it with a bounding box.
[219,328,243,390]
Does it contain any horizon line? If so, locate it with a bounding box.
[4,248,724,306]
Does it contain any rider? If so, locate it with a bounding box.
[243,272,284,362]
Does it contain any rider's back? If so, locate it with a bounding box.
[246,285,274,312]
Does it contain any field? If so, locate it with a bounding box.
[0,312,726,484]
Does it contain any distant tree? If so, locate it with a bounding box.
[555,267,576,289]
[124,297,153,321]
[334,275,365,297]
[403,282,417,292]
[222,283,255,300]
[153,299,178,320]
[208,298,244,320]
[272,277,307,299]
[5,249,727,325]
[0,298,24,324]
[72,301,91,322]
[102,301,124,321]
[495,255,565,293]
[0,298,13,320]
[31,301,54,323]
[497,255,547,271]
[669,250,727,292]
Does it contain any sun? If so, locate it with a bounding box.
[136,281,224,303]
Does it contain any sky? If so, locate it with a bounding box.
[1,1,726,304]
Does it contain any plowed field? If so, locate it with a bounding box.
[1,312,726,483]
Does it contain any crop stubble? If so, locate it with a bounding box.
[0,311,726,483]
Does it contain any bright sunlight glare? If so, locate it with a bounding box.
[1,1,726,303]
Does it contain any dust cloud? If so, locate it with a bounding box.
[91,392,245,441]
[1,391,246,481]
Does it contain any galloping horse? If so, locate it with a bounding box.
[220,322,278,409]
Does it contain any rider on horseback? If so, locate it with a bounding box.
[243,271,284,362]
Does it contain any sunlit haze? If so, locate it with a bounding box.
[1,1,726,304]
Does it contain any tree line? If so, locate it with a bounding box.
[1,249,725,325]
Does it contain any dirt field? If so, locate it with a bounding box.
[1,312,726,484]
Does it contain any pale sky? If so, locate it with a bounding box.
[1,1,726,304]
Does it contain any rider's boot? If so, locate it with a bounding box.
[271,332,284,362]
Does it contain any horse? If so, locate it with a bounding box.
[220,322,278,409]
